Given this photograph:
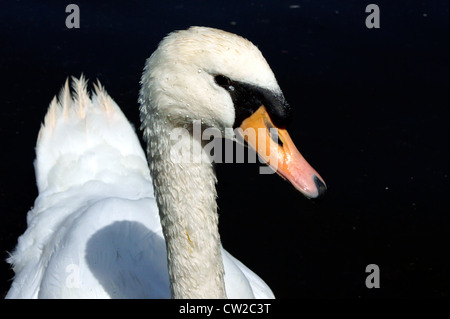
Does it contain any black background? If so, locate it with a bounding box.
[0,0,448,298]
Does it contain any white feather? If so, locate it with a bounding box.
[6,70,274,298]
[6,28,279,298]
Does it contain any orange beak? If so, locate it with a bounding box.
[238,106,326,199]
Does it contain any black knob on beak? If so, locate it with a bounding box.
[313,175,327,200]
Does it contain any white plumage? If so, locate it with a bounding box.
[7,26,325,299]
[6,76,273,298]
[6,26,284,298]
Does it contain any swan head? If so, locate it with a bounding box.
[140,26,326,199]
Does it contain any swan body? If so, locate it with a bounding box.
[7,27,326,298]
[6,78,272,298]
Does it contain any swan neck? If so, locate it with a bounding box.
[143,114,226,298]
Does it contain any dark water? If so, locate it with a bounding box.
[0,0,448,298]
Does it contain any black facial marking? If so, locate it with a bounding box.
[214,75,230,87]
[214,75,292,128]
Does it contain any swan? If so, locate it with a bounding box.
[6,26,326,299]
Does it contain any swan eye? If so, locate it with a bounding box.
[214,75,231,87]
